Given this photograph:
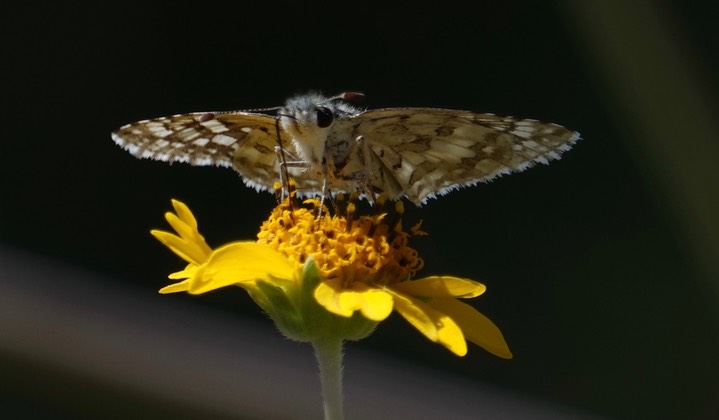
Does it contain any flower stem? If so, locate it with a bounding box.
[312,338,345,420]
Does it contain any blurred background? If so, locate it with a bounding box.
[2,1,718,418]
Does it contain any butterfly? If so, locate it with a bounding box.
[111,91,580,205]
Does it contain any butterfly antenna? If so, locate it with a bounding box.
[241,106,282,113]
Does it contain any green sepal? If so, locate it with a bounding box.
[252,279,310,341]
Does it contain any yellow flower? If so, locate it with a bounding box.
[152,196,512,358]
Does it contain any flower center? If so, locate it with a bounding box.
[257,193,424,287]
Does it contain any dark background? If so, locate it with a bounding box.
[3,1,719,419]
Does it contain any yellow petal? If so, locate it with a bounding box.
[168,264,198,279]
[390,292,437,340]
[315,281,356,317]
[359,289,393,321]
[314,280,394,321]
[429,298,512,359]
[150,230,209,265]
[391,276,486,298]
[391,291,467,356]
[171,199,198,230]
[164,212,193,239]
[159,279,191,294]
[436,316,468,357]
[188,242,295,294]
[166,212,212,255]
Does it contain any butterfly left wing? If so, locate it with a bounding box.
[112,111,302,193]
[342,108,580,205]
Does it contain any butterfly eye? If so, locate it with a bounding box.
[316,106,334,128]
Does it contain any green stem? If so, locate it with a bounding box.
[312,338,345,420]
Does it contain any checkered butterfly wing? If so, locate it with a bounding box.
[112,112,320,193]
[342,108,580,204]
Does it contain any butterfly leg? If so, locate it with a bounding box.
[317,159,331,219]
[354,135,377,205]
[274,146,305,200]
[315,158,339,219]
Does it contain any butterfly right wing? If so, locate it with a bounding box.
[341,108,580,205]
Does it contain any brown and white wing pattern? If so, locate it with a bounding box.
[344,108,580,205]
[112,112,292,193]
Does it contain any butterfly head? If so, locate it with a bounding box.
[278,92,363,163]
